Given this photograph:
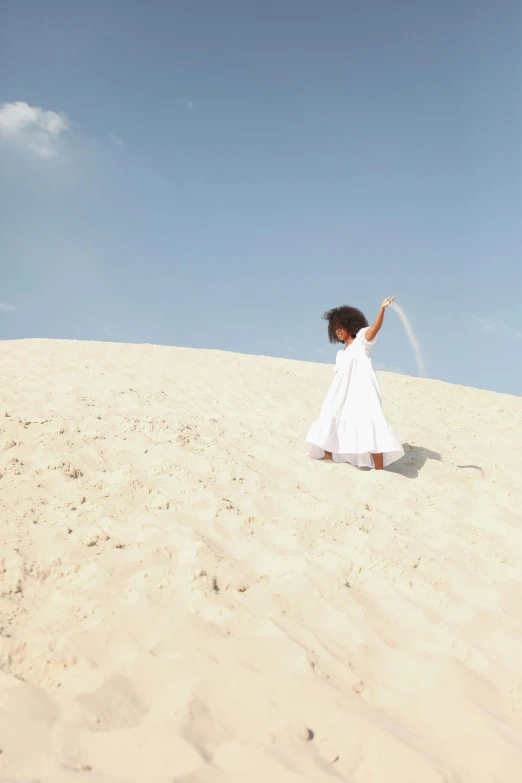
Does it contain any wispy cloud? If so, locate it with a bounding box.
[180,99,195,111]
[0,302,15,312]
[475,317,522,340]
[0,101,68,159]
[109,133,124,146]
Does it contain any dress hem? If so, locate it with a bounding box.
[306,442,404,469]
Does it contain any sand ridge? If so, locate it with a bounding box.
[0,338,521,782]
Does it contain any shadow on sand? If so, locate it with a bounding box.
[386,444,442,479]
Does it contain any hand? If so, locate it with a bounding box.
[381,296,395,309]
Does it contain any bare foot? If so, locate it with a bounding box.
[320,451,333,461]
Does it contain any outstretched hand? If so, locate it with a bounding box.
[366,297,395,341]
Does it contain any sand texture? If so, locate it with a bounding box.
[1,338,521,782]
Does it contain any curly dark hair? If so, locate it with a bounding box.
[322,305,369,343]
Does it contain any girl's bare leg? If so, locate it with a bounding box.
[320,450,333,460]
[372,453,384,470]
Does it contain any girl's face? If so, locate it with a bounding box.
[335,325,351,342]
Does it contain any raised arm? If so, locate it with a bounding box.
[365,297,395,342]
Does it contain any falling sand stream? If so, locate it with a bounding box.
[390,301,426,377]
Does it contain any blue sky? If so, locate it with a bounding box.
[1,0,521,395]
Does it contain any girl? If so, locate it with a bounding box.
[306,297,404,470]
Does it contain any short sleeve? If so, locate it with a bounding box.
[356,327,376,347]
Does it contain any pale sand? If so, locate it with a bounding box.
[1,338,521,783]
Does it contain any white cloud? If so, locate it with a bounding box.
[109,133,124,146]
[180,99,194,110]
[476,317,522,339]
[0,101,69,159]
[0,302,15,312]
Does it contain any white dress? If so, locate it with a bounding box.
[306,328,404,468]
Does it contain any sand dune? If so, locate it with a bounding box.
[1,338,521,782]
